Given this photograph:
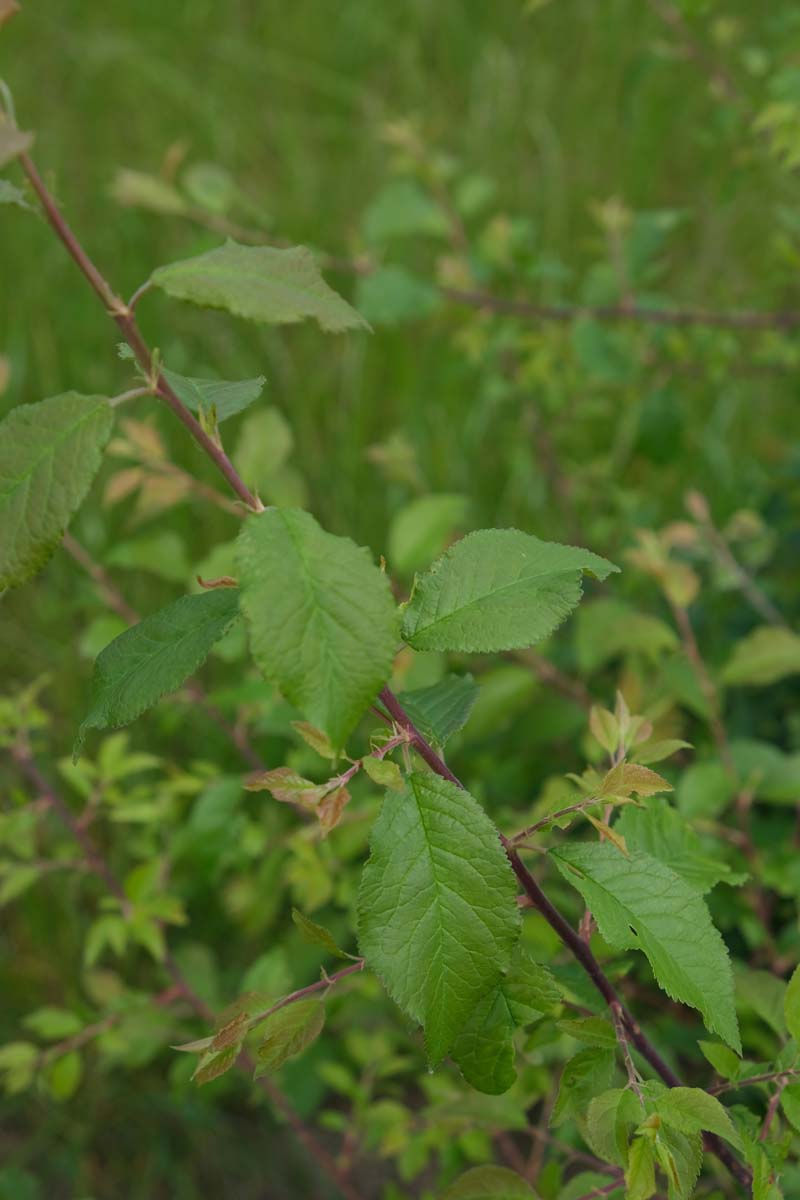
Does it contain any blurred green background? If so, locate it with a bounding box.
[2,1,800,1197]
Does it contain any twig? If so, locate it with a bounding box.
[20,153,263,514]
[669,600,734,775]
[760,1076,789,1142]
[611,1000,645,1108]
[509,794,603,847]
[710,1068,800,1096]
[512,649,592,710]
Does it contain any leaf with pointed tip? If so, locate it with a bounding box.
[76,590,240,757]
[0,393,113,590]
[0,179,32,209]
[655,1087,742,1149]
[395,673,479,748]
[626,1136,657,1200]
[292,909,351,960]
[402,529,618,652]
[552,843,741,1052]
[357,772,520,1065]
[616,799,743,894]
[161,367,265,424]
[254,999,325,1075]
[451,948,560,1094]
[236,508,398,750]
[151,240,368,333]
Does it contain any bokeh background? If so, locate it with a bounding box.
[2,2,799,1197]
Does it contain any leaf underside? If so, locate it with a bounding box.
[151,240,369,333]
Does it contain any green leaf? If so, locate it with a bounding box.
[47,1050,82,1101]
[151,240,368,333]
[625,1135,657,1200]
[395,674,479,748]
[236,508,398,750]
[655,1125,703,1200]
[616,799,742,893]
[357,772,520,1065]
[451,948,560,1094]
[656,1087,742,1148]
[736,967,787,1038]
[76,590,240,757]
[785,965,800,1043]
[192,1044,239,1085]
[0,122,33,169]
[0,179,31,210]
[551,843,741,1052]
[161,368,265,424]
[439,1165,537,1199]
[585,1088,641,1166]
[575,598,677,672]
[110,168,188,215]
[291,908,351,960]
[362,179,449,243]
[23,1008,82,1040]
[355,265,441,326]
[362,755,404,792]
[254,999,325,1075]
[722,626,800,687]
[0,393,113,590]
[389,493,469,576]
[402,529,619,653]
[551,1046,615,1127]
[698,1040,741,1080]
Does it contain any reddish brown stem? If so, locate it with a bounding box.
[20,153,262,514]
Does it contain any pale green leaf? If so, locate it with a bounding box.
[76,590,240,756]
[722,626,800,687]
[254,999,325,1075]
[736,966,787,1037]
[23,1008,82,1040]
[110,168,188,215]
[151,240,368,333]
[698,1040,741,1080]
[395,673,479,748]
[357,772,520,1065]
[451,948,560,1094]
[625,1136,656,1200]
[440,1165,537,1199]
[575,598,677,672]
[362,179,449,243]
[355,265,441,326]
[785,965,800,1043]
[656,1087,742,1149]
[362,755,404,792]
[291,908,351,960]
[0,122,33,169]
[236,508,398,750]
[388,493,468,575]
[402,529,619,653]
[0,179,31,209]
[47,1050,82,1101]
[161,367,265,424]
[551,843,741,1052]
[0,393,113,590]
